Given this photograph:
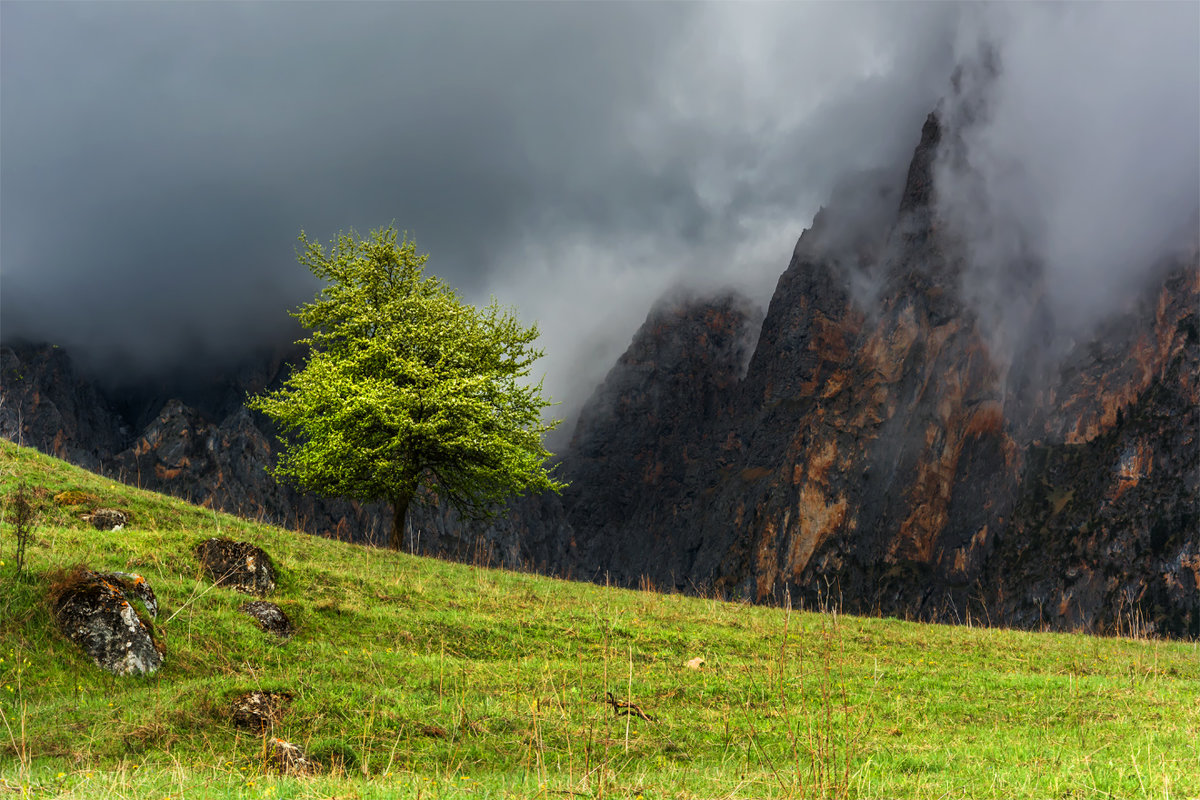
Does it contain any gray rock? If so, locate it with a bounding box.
[238,600,293,638]
[53,569,162,676]
[85,508,130,531]
[196,537,277,596]
[103,571,159,619]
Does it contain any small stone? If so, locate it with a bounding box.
[685,656,705,670]
[238,601,294,638]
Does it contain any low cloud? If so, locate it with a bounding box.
[935,3,1199,358]
[2,3,1193,429]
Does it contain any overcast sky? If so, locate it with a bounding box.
[2,2,1197,428]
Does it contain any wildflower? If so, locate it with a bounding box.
[56,773,65,779]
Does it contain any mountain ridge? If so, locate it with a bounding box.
[3,106,1197,636]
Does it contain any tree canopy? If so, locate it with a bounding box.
[249,226,564,549]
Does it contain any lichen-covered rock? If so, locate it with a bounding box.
[53,569,162,676]
[265,737,318,774]
[238,601,293,638]
[196,537,276,596]
[84,508,130,531]
[230,690,292,733]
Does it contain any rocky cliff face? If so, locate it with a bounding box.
[3,107,1196,637]
[541,109,1199,637]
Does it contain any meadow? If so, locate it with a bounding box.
[1,438,1196,799]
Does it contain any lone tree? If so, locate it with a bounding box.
[250,226,564,550]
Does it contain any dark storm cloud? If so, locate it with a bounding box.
[3,2,1194,429]
[1,1,686,368]
[0,1,963,420]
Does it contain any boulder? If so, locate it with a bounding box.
[238,601,293,638]
[196,538,277,596]
[53,569,162,676]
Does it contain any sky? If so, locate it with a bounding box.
[2,2,1197,429]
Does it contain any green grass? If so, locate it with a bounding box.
[0,438,1197,799]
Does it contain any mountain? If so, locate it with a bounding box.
[3,106,1197,636]
[540,109,1199,636]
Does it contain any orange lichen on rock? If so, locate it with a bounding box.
[896,419,969,561]
[820,369,849,399]
[863,304,921,384]
[951,527,989,575]
[740,466,773,482]
[1056,590,1073,618]
[805,441,839,486]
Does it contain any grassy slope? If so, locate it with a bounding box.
[0,438,1196,800]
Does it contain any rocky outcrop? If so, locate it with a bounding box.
[555,291,763,584]
[0,344,130,469]
[230,690,292,733]
[986,266,1200,637]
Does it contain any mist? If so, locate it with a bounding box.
[2,2,1195,431]
[934,3,1200,359]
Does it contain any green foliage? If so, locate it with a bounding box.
[249,226,563,547]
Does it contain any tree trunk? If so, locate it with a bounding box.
[389,491,413,551]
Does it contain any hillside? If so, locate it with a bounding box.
[1,439,1197,799]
